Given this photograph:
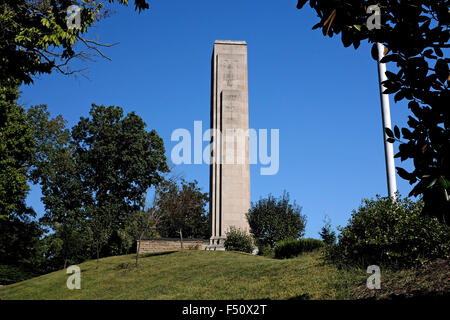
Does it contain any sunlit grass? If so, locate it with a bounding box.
[0,250,367,300]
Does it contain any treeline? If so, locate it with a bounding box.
[225,191,450,271]
[0,97,209,284]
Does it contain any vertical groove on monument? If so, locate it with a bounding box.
[208,40,251,250]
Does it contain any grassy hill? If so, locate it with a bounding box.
[0,250,368,300]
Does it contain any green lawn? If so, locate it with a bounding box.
[0,250,367,300]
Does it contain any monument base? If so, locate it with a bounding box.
[205,236,226,251]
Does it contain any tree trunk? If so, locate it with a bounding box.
[136,237,141,267]
[96,242,100,268]
[179,229,184,251]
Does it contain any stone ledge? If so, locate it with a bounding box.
[137,239,209,254]
[215,40,247,45]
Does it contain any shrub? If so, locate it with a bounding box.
[0,265,35,285]
[274,238,324,259]
[256,243,274,257]
[224,227,254,253]
[319,216,336,245]
[327,195,450,269]
[246,191,307,248]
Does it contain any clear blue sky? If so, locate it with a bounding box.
[20,0,415,238]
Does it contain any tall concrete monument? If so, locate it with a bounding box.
[208,40,251,250]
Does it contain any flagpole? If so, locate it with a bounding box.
[377,43,398,199]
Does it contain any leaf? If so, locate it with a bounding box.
[380,54,400,64]
[296,0,308,9]
[401,128,412,139]
[383,85,400,95]
[434,46,444,57]
[396,167,413,181]
[371,43,378,60]
[394,126,400,139]
[387,138,396,143]
[438,176,450,189]
[427,178,437,189]
[435,59,449,83]
[312,22,322,30]
[394,90,405,103]
[385,71,398,80]
[385,127,394,138]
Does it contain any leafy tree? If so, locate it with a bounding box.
[40,218,93,270]
[0,212,44,272]
[0,86,35,219]
[326,195,450,269]
[296,1,449,223]
[156,179,210,239]
[122,209,159,266]
[0,86,44,282]
[246,192,307,248]
[319,215,336,245]
[224,226,254,254]
[71,104,168,262]
[27,105,88,269]
[28,104,168,266]
[0,0,150,87]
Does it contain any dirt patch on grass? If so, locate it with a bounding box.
[352,259,450,299]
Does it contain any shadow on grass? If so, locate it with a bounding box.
[287,294,310,300]
[141,251,178,258]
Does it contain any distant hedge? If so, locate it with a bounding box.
[224,227,254,254]
[0,265,34,285]
[274,238,324,259]
[326,196,450,269]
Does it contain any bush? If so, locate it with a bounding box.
[319,216,336,245]
[224,227,254,253]
[327,195,450,269]
[274,238,324,259]
[246,191,307,248]
[0,265,35,285]
[257,243,274,257]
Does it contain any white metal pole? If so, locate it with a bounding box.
[377,42,398,199]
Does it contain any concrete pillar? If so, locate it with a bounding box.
[207,40,251,250]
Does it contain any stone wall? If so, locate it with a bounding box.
[137,238,209,254]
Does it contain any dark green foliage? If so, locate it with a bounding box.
[156,179,209,239]
[224,227,255,254]
[27,104,168,267]
[326,195,450,269]
[319,216,336,245]
[0,265,36,285]
[0,87,45,280]
[0,86,35,219]
[257,243,274,257]
[297,0,450,223]
[41,220,93,271]
[0,214,44,270]
[246,192,307,247]
[72,104,168,261]
[274,238,324,259]
[0,1,150,86]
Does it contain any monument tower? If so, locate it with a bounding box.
[208,40,251,250]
